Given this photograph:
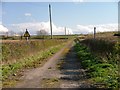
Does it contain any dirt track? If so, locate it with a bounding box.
[14,40,93,88]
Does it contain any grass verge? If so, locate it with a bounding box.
[74,41,119,88]
[2,42,66,87]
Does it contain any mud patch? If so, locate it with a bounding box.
[56,60,65,70]
[41,78,60,88]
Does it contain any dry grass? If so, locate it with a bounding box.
[84,31,119,42]
[2,39,67,65]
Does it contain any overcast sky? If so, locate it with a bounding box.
[0,0,119,35]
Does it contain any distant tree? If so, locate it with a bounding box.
[18,31,24,40]
[37,29,48,39]
[3,32,9,39]
[8,30,15,36]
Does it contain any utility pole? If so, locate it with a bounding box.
[49,4,53,39]
[65,27,66,35]
[94,27,96,39]
[65,27,67,39]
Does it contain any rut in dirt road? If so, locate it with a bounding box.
[59,43,93,88]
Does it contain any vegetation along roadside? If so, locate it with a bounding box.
[2,39,69,87]
[74,38,119,88]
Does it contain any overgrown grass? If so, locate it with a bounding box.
[2,43,66,84]
[80,39,119,66]
[1,39,68,87]
[74,39,119,88]
[2,39,66,64]
[84,31,118,42]
[81,39,114,54]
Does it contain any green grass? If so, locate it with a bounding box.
[74,40,119,88]
[2,42,66,84]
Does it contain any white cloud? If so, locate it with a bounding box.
[0,25,9,35]
[24,13,32,16]
[8,22,118,35]
[10,21,73,35]
[75,24,118,34]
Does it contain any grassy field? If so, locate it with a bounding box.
[0,35,76,40]
[1,38,70,84]
[84,31,119,42]
[75,31,119,88]
[2,39,68,65]
[1,32,119,88]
